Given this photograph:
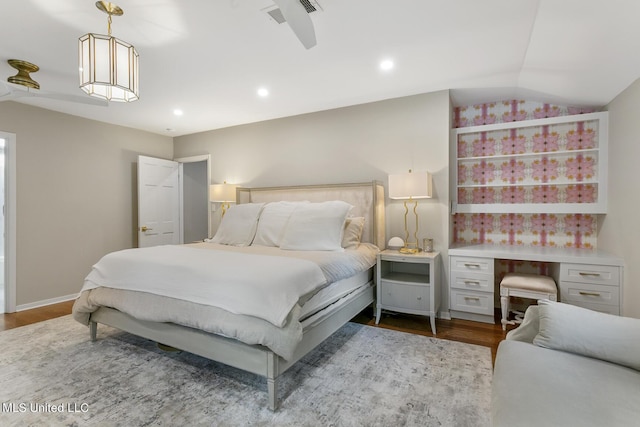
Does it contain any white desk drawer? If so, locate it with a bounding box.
[560,282,619,307]
[450,289,493,316]
[380,281,430,312]
[560,263,620,286]
[450,256,494,274]
[450,271,494,293]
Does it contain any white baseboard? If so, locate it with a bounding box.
[438,310,452,320]
[16,294,77,312]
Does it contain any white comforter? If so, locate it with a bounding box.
[82,244,326,328]
[74,242,379,359]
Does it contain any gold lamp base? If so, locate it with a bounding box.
[399,198,421,254]
[399,246,419,254]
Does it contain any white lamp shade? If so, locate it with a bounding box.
[210,183,237,202]
[389,171,432,199]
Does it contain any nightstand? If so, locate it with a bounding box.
[376,249,441,334]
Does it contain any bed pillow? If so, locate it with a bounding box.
[533,300,640,371]
[210,203,265,246]
[280,201,352,251]
[252,201,309,247]
[342,217,365,249]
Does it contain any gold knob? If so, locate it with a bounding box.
[141,226,152,232]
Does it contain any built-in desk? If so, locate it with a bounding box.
[449,244,625,323]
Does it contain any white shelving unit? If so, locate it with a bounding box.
[452,111,609,214]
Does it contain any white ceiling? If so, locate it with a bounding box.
[2,0,640,137]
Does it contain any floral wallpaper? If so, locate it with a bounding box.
[453,212,596,249]
[453,100,598,128]
[456,119,599,205]
[452,100,602,250]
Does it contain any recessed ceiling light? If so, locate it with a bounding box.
[380,59,394,71]
[257,87,269,97]
[173,109,184,116]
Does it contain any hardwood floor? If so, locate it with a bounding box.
[0,300,74,331]
[1,301,508,364]
[352,307,507,364]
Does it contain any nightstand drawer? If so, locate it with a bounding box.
[560,263,620,286]
[450,271,494,293]
[450,256,494,274]
[560,282,619,307]
[379,281,429,312]
[450,289,493,316]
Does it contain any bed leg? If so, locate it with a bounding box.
[267,352,279,411]
[267,377,278,411]
[90,321,97,342]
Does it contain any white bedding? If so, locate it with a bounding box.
[74,243,378,359]
[82,244,327,327]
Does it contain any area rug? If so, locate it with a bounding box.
[0,316,491,426]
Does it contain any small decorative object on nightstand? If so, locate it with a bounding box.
[376,249,441,334]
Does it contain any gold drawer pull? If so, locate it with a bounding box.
[579,272,601,277]
[464,280,481,285]
[579,291,601,297]
[464,296,481,301]
[464,263,481,268]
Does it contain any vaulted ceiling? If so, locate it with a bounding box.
[2,0,640,136]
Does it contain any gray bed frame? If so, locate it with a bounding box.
[87,181,385,410]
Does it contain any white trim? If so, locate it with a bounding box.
[16,293,77,312]
[1,132,16,313]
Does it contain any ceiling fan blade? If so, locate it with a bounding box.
[273,0,316,49]
[1,83,107,107]
[35,89,109,107]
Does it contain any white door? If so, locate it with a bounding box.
[138,155,181,247]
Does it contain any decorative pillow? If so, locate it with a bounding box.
[342,217,365,249]
[252,201,309,247]
[210,203,265,246]
[533,300,640,371]
[280,201,353,251]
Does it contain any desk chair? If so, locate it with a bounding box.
[500,272,557,330]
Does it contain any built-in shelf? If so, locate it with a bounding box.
[452,112,608,214]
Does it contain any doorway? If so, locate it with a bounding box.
[180,159,210,242]
[138,154,210,248]
[0,137,4,313]
[0,131,16,313]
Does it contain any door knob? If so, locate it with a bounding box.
[141,226,153,232]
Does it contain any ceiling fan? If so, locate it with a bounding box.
[272,0,317,49]
[0,59,108,107]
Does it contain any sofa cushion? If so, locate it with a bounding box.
[492,340,640,427]
[533,300,640,371]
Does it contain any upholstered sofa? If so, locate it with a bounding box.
[492,300,640,426]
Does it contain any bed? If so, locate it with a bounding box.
[72,181,385,410]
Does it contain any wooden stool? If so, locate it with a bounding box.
[500,273,557,330]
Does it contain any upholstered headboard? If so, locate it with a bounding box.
[237,181,385,249]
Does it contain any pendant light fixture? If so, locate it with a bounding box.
[79,1,139,102]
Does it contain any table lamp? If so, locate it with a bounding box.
[210,181,237,216]
[388,170,432,253]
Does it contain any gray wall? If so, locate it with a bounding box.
[174,91,452,312]
[2,82,637,319]
[0,101,173,307]
[602,79,640,318]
